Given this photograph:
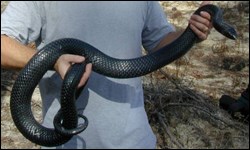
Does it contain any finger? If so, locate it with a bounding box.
[189,18,209,34]
[200,11,211,22]
[78,63,92,88]
[63,54,85,64]
[61,62,72,80]
[190,14,210,28]
[56,54,86,79]
[193,12,213,31]
[190,24,207,40]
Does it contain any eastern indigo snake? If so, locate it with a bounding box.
[10,4,237,146]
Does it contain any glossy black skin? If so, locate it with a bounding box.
[10,4,237,147]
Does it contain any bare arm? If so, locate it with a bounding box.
[1,35,92,88]
[1,35,36,70]
[153,30,184,51]
[153,1,212,51]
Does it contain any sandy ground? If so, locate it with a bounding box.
[1,1,249,149]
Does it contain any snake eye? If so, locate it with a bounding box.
[226,28,237,40]
[214,22,238,40]
[221,27,237,40]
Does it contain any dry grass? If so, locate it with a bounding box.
[1,1,249,149]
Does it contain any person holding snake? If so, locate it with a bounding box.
[2,1,236,149]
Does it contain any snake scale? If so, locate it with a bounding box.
[10,4,237,146]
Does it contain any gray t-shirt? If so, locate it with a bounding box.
[1,1,175,149]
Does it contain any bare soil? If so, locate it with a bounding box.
[1,1,249,149]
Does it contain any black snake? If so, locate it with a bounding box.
[10,4,237,147]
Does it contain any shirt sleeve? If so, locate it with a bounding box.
[142,1,175,52]
[1,1,42,45]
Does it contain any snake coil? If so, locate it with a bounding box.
[10,4,237,146]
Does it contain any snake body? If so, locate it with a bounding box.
[10,4,237,146]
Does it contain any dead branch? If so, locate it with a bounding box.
[166,103,248,133]
[157,112,184,149]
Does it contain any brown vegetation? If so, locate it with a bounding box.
[1,1,249,149]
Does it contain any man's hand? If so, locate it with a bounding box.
[54,54,92,88]
[153,1,213,51]
[189,1,213,41]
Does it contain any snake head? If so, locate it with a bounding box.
[213,20,238,40]
[218,23,238,40]
[199,4,238,40]
[211,7,238,40]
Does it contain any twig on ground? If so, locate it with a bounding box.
[157,112,184,149]
[166,103,248,133]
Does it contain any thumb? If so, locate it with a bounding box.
[54,54,86,80]
[64,54,85,64]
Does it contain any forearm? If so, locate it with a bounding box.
[1,35,36,70]
[154,1,212,51]
[153,30,184,51]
